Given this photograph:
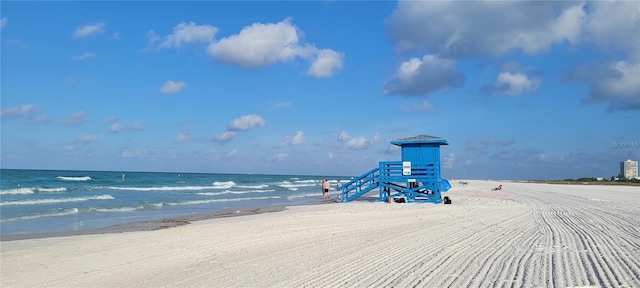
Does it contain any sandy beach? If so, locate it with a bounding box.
[2,181,639,287]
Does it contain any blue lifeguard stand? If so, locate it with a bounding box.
[339,135,451,204]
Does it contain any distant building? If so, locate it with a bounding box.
[620,159,638,180]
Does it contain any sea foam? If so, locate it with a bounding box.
[0,188,35,195]
[105,186,216,192]
[237,184,269,189]
[212,181,236,189]
[277,180,317,191]
[0,208,80,222]
[197,189,275,196]
[0,194,114,206]
[36,187,68,193]
[56,176,92,181]
[166,195,281,206]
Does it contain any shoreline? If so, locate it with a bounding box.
[2,181,638,287]
[0,198,340,242]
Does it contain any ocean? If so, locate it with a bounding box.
[0,169,349,236]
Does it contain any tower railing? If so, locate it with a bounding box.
[339,161,448,203]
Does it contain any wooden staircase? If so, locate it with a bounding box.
[339,161,450,203]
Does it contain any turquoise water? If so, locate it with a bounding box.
[0,169,348,236]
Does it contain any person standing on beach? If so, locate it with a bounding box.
[322,179,330,199]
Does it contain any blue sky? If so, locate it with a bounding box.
[1,1,639,180]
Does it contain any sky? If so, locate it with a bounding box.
[1,1,639,180]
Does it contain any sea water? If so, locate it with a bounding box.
[0,169,348,236]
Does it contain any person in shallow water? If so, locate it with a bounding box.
[322,179,330,199]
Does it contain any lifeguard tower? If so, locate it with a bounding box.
[339,135,451,204]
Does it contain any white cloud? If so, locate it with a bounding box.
[398,100,434,113]
[108,123,122,133]
[383,144,401,155]
[385,0,639,109]
[338,131,350,142]
[552,3,586,45]
[567,1,640,111]
[345,137,369,150]
[282,131,305,146]
[104,117,146,132]
[207,18,344,78]
[130,122,146,131]
[146,18,343,78]
[290,131,305,144]
[337,131,376,150]
[73,22,105,38]
[72,52,96,61]
[5,39,28,49]
[160,80,186,94]
[147,22,218,50]
[176,133,189,142]
[383,54,464,96]
[65,144,76,152]
[121,149,148,159]
[484,72,541,96]
[214,131,235,142]
[584,1,640,61]
[274,102,292,109]
[62,111,88,126]
[397,58,422,81]
[1,104,34,118]
[27,114,49,125]
[602,62,640,100]
[1,17,7,30]
[386,1,585,57]
[76,135,96,144]
[104,116,118,124]
[568,61,640,111]
[443,153,455,169]
[208,18,306,67]
[307,49,344,78]
[227,114,265,131]
[1,104,51,125]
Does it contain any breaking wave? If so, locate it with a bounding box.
[0,194,114,206]
[56,176,92,181]
[0,208,80,222]
[212,181,236,189]
[0,188,35,195]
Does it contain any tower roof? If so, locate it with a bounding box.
[390,135,449,146]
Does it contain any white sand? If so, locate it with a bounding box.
[2,181,639,287]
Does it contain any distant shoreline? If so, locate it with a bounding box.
[0,198,340,242]
[0,205,287,241]
[523,180,640,186]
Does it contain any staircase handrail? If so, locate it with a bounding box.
[339,167,380,202]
